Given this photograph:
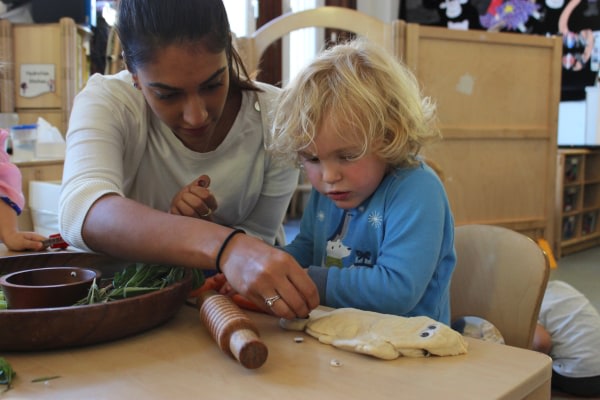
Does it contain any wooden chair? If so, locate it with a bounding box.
[105,25,124,75]
[234,6,398,78]
[451,224,550,349]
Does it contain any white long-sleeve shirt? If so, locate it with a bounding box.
[59,70,298,250]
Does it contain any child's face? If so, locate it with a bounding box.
[299,117,387,210]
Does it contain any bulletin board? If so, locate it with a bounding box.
[399,0,599,100]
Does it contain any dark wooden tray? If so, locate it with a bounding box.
[0,252,192,351]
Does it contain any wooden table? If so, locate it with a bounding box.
[0,246,551,399]
[2,306,550,399]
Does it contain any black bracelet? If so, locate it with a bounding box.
[215,229,245,273]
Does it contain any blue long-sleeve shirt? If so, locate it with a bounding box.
[284,161,456,323]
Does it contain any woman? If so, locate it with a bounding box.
[59,0,318,319]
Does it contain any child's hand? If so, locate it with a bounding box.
[169,174,218,220]
[189,273,264,312]
[1,231,47,252]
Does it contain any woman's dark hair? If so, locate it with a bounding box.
[116,0,257,91]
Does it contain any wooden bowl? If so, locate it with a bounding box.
[0,252,193,351]
[0,266,100,309]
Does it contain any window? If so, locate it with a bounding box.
[224,0,323,85]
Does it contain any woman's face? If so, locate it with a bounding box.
[131,43,230,151]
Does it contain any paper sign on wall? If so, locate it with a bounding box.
[19,64,56,98]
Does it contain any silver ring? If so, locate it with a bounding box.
[201,208,212,217]
[264,294,281,307]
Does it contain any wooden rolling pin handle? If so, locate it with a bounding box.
[198,290,268,369]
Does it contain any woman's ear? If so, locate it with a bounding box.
[131,74,140,90]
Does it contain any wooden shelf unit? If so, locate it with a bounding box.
[555,148,600,257]
[0,18,91,134]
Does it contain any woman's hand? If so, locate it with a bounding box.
[218,233,320,320]
[170,174,218,220]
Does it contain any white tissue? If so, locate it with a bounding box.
[35,117,65,159]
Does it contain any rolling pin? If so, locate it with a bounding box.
[198,290,268,369]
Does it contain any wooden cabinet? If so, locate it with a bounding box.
[395,22,562,252]
[0,19,14,113]
[15,159,64,232]
[555,148,600,257]
[0,18,91,134]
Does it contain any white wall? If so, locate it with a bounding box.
[585,86,599,145]
[558,101,587,146]
[558,86,600,146]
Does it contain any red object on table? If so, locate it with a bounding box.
[42,234,68,250]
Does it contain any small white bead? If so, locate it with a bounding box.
[329,359,342,367]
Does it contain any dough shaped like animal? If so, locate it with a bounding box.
[304,308,468,360]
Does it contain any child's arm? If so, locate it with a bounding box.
[0,199,47,251]
[304,168,454,320]
[0,128,47,251]
[532,323,552,355]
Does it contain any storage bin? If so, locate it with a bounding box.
[10,124,37,162]
[28,180,61,237]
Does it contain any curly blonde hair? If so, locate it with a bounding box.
[269,39,440,168]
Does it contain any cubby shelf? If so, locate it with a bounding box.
[556,148,600,258]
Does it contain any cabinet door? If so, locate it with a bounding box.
[403,23,562,248]
[13,23,64,109]
[16,161,64,231]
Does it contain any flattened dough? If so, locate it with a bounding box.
[304,308,468,360]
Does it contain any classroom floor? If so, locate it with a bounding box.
[552,246,600,313]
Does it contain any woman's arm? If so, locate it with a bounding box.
[82,194,318,318]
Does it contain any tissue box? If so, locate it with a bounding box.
[34,116,66,159]
[29,180,61,237]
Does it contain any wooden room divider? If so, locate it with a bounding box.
[393,21,562,253]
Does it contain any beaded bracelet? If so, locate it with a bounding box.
[1,196,22,215]
[215,229,245,273]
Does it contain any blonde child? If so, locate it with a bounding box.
[270,39,456,323]
[0,129,46,251]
